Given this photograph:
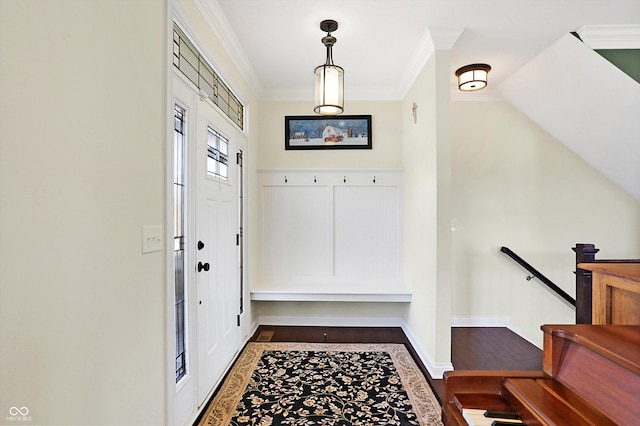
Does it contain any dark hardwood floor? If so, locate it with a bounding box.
[249,325,543,403]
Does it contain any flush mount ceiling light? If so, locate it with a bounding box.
[455,63,492,92]
[314,19,344,115]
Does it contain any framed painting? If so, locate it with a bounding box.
[285,115,372,150]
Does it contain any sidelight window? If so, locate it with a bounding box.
[174,105,187,383]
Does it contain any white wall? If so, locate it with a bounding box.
[451,100,640,346]
[0,1,167,424]
[500,33,640,201]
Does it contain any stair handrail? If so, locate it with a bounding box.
[500,246,576,306]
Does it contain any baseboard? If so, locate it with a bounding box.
[257,315,452,379]
[451,318,542,349]
[245,319,260,344]
[400,323,453,379]
[506,324,542,349]
[257,314,407,327]
[451,317,511,327]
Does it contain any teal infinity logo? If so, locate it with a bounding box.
[9,407,29,416]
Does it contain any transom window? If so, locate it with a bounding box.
[173,24,244,130]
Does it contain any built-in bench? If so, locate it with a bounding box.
[250,283,412,302]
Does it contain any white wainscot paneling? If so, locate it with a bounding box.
[255,169,408,302]
[261,184,333,278]
[334,186,400,280]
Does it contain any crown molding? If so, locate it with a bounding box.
[397,28,436,100]
[191,0,262,98]
[430,27,464,50]
[577,25,640,49]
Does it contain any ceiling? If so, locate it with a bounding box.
[199,0,640,102]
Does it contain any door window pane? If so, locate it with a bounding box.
[207,127,229,180]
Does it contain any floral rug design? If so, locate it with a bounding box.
[200,343,442,426]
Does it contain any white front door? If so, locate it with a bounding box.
[195,96,240,405]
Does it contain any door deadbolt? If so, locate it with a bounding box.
[197,241,205,250]
[197,261,210,272]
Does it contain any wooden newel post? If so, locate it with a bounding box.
[573,243,599,324]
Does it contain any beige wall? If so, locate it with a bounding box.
[401,51,454,371]
[0,0,167,424]
[451,100,640,345]
[257,101,403,169]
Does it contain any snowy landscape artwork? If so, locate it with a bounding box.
[285,115,372,150]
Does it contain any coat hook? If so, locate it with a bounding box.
[373,176,376,183]
[314,175,317,183]
[343,176,347,183]
[284,175,288,183]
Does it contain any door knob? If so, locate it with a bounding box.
[197,261,210,272]
[197,241,205,250]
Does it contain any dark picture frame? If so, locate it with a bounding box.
[285,115,372,150]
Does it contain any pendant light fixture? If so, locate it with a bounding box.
[455,63,492,91]
[314,19,344,115]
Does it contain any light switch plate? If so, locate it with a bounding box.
[142,225,163,253]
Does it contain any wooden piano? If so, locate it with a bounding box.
[442,324,640,425]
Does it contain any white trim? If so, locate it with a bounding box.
[251,276,411,303]
[256,315,452,379]
[257,314,406,328]
[451,317,511,327]
[257,168,404,174]
[400,323,453,379]
[165,2,176,425]
[430,27,464,50]
[250,317,261,339]
[577,25,640,50]
[450,318,545,354]
[191,0,262,99]
[251,289,412,302]
[398,28,436,100]
[507,324,542,349]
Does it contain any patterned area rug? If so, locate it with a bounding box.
[199,342,443,426]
